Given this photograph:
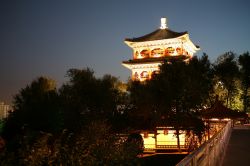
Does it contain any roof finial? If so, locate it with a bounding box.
[160,17,168,29]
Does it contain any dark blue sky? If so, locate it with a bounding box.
[1,0,250,104]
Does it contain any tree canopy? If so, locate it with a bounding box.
[2,77,61,141]
[213,52,240,108]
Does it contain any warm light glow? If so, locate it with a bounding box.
[123,18,200,82]
[157,130,185,146]
[122,63,161,81]
[141,133,155,149]
[223,118,230,121]
[132,44,192,60]
[142,129,186,150]
[210,118,220,121]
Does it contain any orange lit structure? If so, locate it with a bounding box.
[122,18,200,81]
[141,127,188,153]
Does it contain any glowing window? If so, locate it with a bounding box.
[140,71,149,78]
[134,72,139,80]
[151,48,164,57]
[165,47,175,55]
[176,47,183,55]
[134,51,139,58]
[140,49,150,58]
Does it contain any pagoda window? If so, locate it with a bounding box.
[134,51,139,59]
[165,47,175,56]
[140,49,150,58]
[133,72,139,80]
[151,48,164,57]
[176,47,183,55]
[140,71,149,79]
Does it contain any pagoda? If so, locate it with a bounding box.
[122,18,200,81]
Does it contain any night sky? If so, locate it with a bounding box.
[1,0,250,104]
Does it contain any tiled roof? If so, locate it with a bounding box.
[125,28,187,42]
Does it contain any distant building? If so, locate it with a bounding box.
[0,102,11,120]
[122,17,200,81]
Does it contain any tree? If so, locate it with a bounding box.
[59,68,127,131]
[0,77,62,166]
[155,56,210,150]
[129,55,211,151]
[2,77,62,150]
[0,70,139,165]
[127,80,157,130]
[59,68,97,130]
[239,52,250,112]
[213,52,240,107]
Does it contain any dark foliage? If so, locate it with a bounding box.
[239,52,250,112]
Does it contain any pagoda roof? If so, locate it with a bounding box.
[125,28,188,42]
[202,100,248,120]
[122,56,189,65]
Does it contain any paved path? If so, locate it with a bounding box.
[222,126,250,166]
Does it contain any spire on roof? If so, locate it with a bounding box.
[160,17,168,29]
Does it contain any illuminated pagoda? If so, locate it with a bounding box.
[122,18,200,81]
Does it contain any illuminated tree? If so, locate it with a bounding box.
[213,52,240,107]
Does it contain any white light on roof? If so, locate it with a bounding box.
[160,17,168,29]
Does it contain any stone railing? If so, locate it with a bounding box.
[176,120,232,166]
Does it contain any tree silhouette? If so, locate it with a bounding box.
[129,55,210,150]
[2,77,62,154]
[3,77,62,139]
[59,68,127,131]
[1,71,139,165]
[213,52,240,107]
[239,52,250,112]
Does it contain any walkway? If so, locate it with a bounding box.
[222,125,250,166]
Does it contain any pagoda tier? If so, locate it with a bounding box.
[122,18,200,81]
[123,56,188,81]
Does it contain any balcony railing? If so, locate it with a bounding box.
[176,120,232,166]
